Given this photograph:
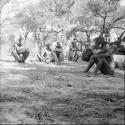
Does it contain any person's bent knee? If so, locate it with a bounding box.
[90,55,94,59]
[98,58,105,61]
[91,55,97,60]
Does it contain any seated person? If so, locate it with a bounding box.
[84,43,115,75]
[42,44,54,63]
[42,43,63,64]
[53,42,64,64]
[11,37,29,63]
[68,38,79,61]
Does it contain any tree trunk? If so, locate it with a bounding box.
[0,0,11,42]
[85,31,91,45]
[37,43,42,56]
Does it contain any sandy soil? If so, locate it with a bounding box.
[0,60,124,124]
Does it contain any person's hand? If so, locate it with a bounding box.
[95,49,101,54]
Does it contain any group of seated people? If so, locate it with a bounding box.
[68,35,115,75]
[11,36,64,64]
[38,42,64,65]
[12,34,122,76]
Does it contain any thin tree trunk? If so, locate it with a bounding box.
[37,43,42,56]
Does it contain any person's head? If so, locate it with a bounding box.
[39,27,41,31]
[57,42,60,46]
[72,39,76,45]
[39,27,44,32]
[103,43,110,50]
[85,44,89,49]
[56,42,61,48]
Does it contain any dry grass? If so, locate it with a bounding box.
[0,60,124,124]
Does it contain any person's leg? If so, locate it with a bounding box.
[94,58,115,75]
[84,60,95,72]
[94,58,104,74]
[50,58,55,63]
[18,54,23,63]
[57,53,61,64]
[55,52,60,64]
[51,51,58,64]
[11,50,18,62]
[100,59,114,75]
[73,51,77,62]
[23,49,30,63]
[60,53,64,62]
[84,55,97,72]
[68,51,72,61]
[37,54,46,62]
[74,51,79,62]
[22,49,30,63]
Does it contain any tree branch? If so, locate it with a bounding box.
[111,26,125,31]
[113,16,125,24]
[102,13,107,30]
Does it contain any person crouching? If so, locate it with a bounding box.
[84,43,115,75]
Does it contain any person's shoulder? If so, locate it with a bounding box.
[106,49,113,55]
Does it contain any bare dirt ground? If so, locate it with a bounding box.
[0,60,124,124]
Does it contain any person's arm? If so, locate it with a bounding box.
[37,53,47,62]
[54,47,63,53]
[95,48,107,55]
[43,51,47,58]
[15,44,18,50]
[70,46,79,51]
[96,51,111,58]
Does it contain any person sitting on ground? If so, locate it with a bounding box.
[68,38,79,61]
[11,37,29,63]
[84,43,115,75]
[42,44,55,63]
[53,42,64,64]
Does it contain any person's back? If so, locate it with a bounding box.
[53,42,64,64]
[68,40,79,61]
[96,44,115,75]
[54,43,63,58]
[100,49,115,75]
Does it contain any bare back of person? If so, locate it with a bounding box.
[97,55,115,75]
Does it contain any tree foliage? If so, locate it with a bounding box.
[1,0,125,55]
